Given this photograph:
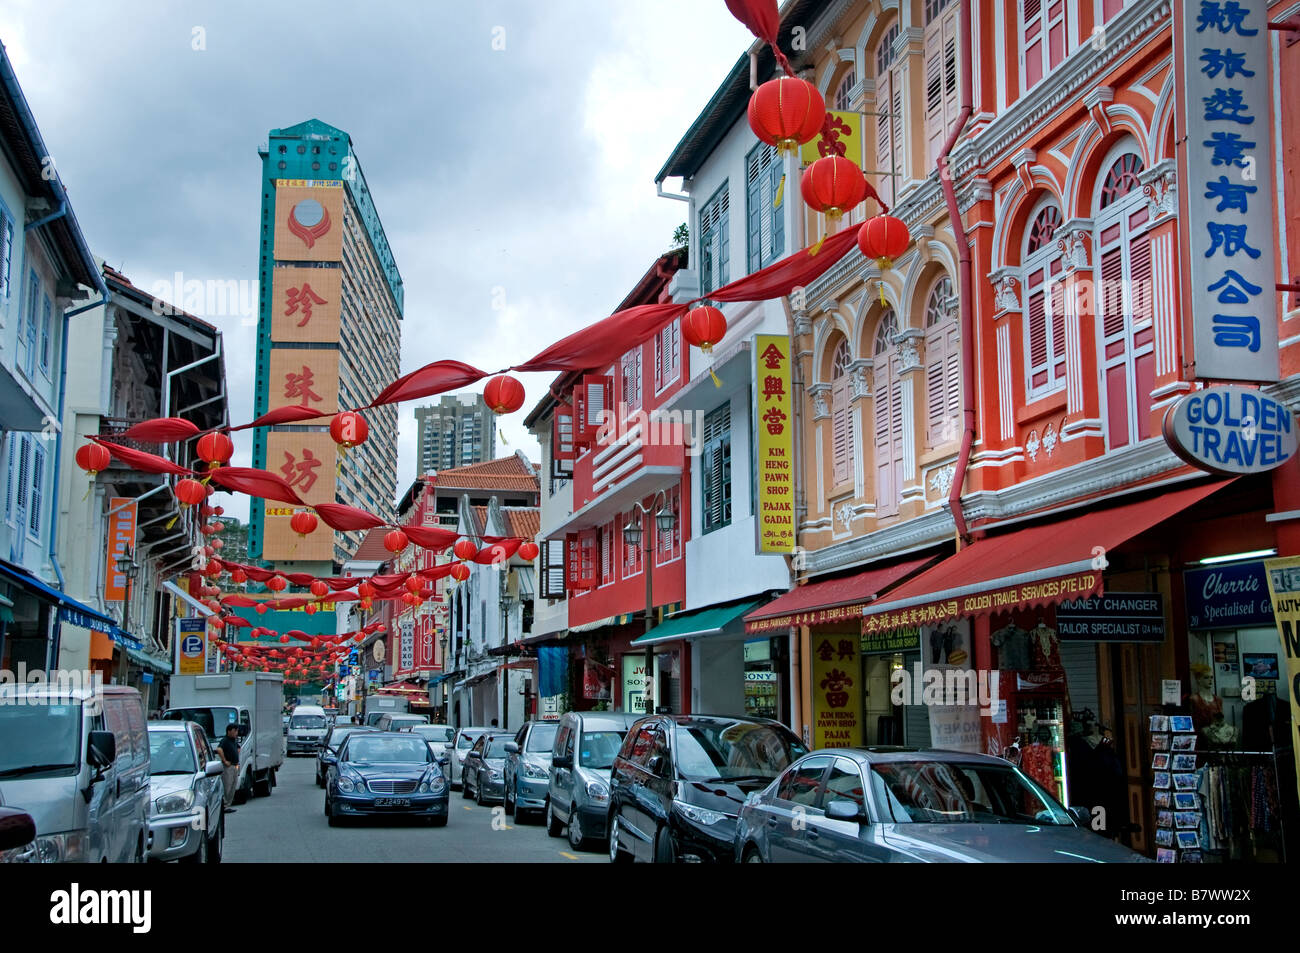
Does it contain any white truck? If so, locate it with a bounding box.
[164,672,286,803]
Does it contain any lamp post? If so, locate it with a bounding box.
[114,546,139,683]
[439,627,449,723]
[622,491,677,715]
[500,595,517,730]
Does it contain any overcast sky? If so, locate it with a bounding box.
[1,0,751,521]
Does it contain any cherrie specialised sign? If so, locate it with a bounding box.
[1162,385,1296,474]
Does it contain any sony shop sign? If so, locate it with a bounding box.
[1163,385,1296,474]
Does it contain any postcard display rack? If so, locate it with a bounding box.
[1149,715,1204,862]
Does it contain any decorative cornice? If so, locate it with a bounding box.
[1139,158,1177,224]
[1056,218,1095,272]
[990,267,1021,316]
[803,507,955,576]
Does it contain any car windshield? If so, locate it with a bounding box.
[327,727,364,747]
[291,715,326,729]
[164,706,236,741]
[579,730,625,769]
[456,732,482,750]
[344,736,431,764]
[525,723,557,753]
[486,737,509,758]
[0,703,81,777]
[414,726,455,743]
[673,722,806,782]
[149,731,197,775]
[869,761,1073,825]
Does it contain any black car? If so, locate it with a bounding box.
[316,724,376,787]
[607,714,808,863]
[325,731,450,827]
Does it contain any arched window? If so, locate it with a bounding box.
[1023,201,1066,398]
[875,23,901,209]
[830,337,854,486]
[1095,151,1153,449]
[872,310,903,518]
[833,70,856,111]
[923,277,959,447]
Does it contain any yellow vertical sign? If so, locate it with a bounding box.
[1264,556,1300,806]
[799,110,864,167]
[755,334,794,553]
[811,632,861,748]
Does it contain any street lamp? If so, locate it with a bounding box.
[623,490,677,714]
[114,546,140,636]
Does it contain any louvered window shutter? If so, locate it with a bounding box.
[565,533,582,591]
[28,444,43,536]
[831,377,851,486]
[1023,0,1044,88]
[1027,276,1048,391]
[875,70,893,209]
[16,435,30,511]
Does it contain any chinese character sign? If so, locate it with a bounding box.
[262,432,337,561]
[799,110,863,167]
[267,347,340,413]
[104,498,137,602]
[1181,0,1277,381]
[812,634,861,748]
[271,266,342,343]
[754,335,795,553]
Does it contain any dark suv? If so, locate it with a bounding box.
[607,714,807,863]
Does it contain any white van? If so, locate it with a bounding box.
[287,704,329,755]
[0,683,151,862]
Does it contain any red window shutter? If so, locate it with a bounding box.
[565,533,582,591]
[571,385,588,449]
[1023,0,1043,89]
[601,525,613,583]
[1027,275,1048,390]
[1100,246,1125,338]
[1047,0,1066,70]
[1049,279,1066,385]
[831,377,851,486]
[1128,231,1153,325]
[578,530,598,588]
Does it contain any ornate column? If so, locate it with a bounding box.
[847,357,873,501]
[988,266,1020,447]
[894,328,924,510]
[1057,217,1104,452]
[1138,159,1186,432]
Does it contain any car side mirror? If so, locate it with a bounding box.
[553,754,573,770]
[0,807,37,851]
[439,756,450,766]
[504,742,519,755]
[204,760,223,777]
[1067,806,1091,826]
[646,755,666,777]
[826,799,866,823]
[238,724,251,739]
[87,730,116,768]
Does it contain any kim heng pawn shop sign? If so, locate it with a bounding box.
[1178,0,1278,383]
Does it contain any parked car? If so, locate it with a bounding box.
[735,747,1149,863]
[324,731,449,827]
[374,712,430,732]
[446,727,494,789]
[0,683,152,862]
[316,725,376,787]
[461,732,511,805]
[146,721,225,863]
[0,789,39,863]
[282,715,290,736]
[608,713,807,863]
[545,712,639,848]
[503,720,559,821]
[286,705,329,756]
[402,724,456,763]
[165,671,285,800]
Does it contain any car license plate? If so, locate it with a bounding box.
[374,797,410,807]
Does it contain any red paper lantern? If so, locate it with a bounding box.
[230,569,248,585]
[405,576,421,593]
[748,76,825,155]
[682,306,728,354]
[202,545,214,556]
[304,604,317,615]
[857,215,911,270]
[200,523,217,536]
[518,541,540,562]
[483,375,526,415]
[453,538,478,561]
[357,581,375,599]
[196,431,234,469]
[174,478,206,507]
[309,580,329,598]
[214,506,224,516]
[450,563,471,582]
[200,505,215,518]
[212,539,224,551]
[384,530,408,554]
[279,634,290,644]
[202,559,224,578]
[402,592,416,606]
[75,443,111,477]
[329,411,369,449]
[290,511,319,537]
[801,156,868,222]
[267,576,287,592]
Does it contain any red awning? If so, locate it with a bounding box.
[744,556,935,633]
[861,479,1233,634]
[374,681,426,694]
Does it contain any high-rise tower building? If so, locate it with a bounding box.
[414,394,496,475]
[249,119,403,571]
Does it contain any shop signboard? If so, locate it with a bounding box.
[621,655,648,714]
[1176,0,1277,382]
[811,633,860,748]
[861,626,920,655]
[1163,386,1295,474]
[753,334,795,553]
[1055,593,1166,642]
[175,617,208,675]
[1263,556,1300,805]
[1184,561,1275,629]
[104,498,137,602]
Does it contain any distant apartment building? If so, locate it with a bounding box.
[415,394,496,474]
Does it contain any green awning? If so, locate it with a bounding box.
[631,600,763,647]
[123,645,171,674]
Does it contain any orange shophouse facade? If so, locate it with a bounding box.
[763,0,1300,861]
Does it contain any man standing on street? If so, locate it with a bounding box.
[218,722,241,814]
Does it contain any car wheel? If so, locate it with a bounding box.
[545,799,563,837]
[609,815,631,864]
[182,826,208,864]
[504,783,515,816]
[653,825,676,865]
[476,781,487,807]
[316,769,323,788]
[743,844,763,863]
[234,770,251,805]
[254,770,272,798]
[431,814,448,828]
[462,771,474,799]
[208,814,223,864]
[327,796,341,827]
[567,805,586,850]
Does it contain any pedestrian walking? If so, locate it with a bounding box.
[218,723,241,814]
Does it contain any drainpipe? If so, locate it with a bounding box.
[935,0,975,546]
[25,200,66,233]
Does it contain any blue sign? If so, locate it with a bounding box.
[142,672,154,684]
[1184,561,1275,629]
[1163,386,1296,474]
[181,635,204,655]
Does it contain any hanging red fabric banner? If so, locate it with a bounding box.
[403,525,459,550]
[515,302,687,373]
[368,360,489,409]
[116,417,202,443]
[231,405,329,432]
[93,440,195,477]
[208,467,306,506]
[314,502,387,532]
